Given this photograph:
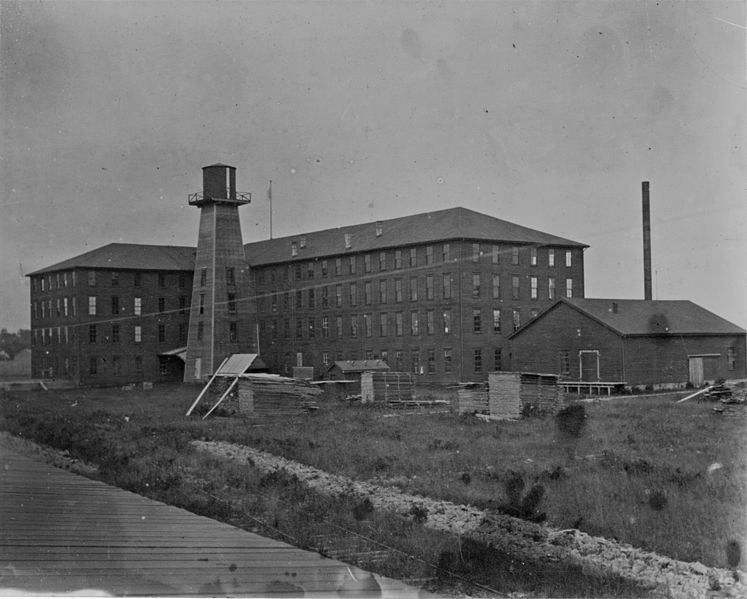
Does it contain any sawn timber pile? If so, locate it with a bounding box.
[194,440,746,599]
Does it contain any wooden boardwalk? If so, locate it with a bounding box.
[0,447,428,597]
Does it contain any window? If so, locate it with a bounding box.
[179,273,186,288]
[426,310,434,334]
[530,247,537,266]
[381,350,388,363]
[88,296,97,316]
[56,298,61,316]
[410,277,418,301]
[322,286,329,309]
[322,316,329,338]
[493,309,501,333]
[473,309,481,333]
[179,323,187,342]
[307,262,315,279]
[295,264,302,280]
[364,281,372,305]
[134,325,142,343]
[426,246,433,265]
[425,275,434,300]
[566,250,572,267]
[494,348,503,370]
[427,349,436,373]
[72,297,77,316]
[158,356,168,376]
[411,349,420,374]
[112,324,120,343]
[88,271,96,286]
[566,278,573,298]
[472,243,480,263]
[65,298,71,316]
[158,324,166,343]
[335,258,342,276]
[226,267,235,285]
[379,252,386,271]
[308,288,315,309]
[727,348,736,370]
[443,274,452,299]
[89,325,97,343]
[336,316,343,338]
[512,276,520,300]
[530,276,538,300]
[112,356,121,376]
[135,356,143,373]
[364,313,372,337]
[409,247,417,267]
[308,318,315,338]
[271,319,278,338]
[474,349,482,373]
[395,312,404,336]
[548,249,555,267]
[349,256,356,274]
[296,290,303,309]
[410,311,419,335]
[492,275,501,299]
[335,285,342,307]
[41,301,45,319]
[158,273,166,287]
[548,277,556,300]
[394,250,402,269]
[395,279,403,302]
[199,294,205,315]
[158,297,165,313]
[379,312,388,337]
[443,348,452,373]
[492,245,500,264]
[89,357,97,375]
[197,322,203,341]
[512,309,521,332]
[442,243,450,263]
[321,260,328,277]
[291,241,298,257]
[134,297,143,316]
[472,273,481,298]
[179,296,187,315]
[296,318,304,338]
[512,247,519,265]
[395,350,403,371]
[530,308,539,319]
[134,272,141,287]
[111,272,119,286]
[443,309,451,334]
[284,318,290,338]
[198,268,206,287]
[559,350,570,376]
[350,315,359,338]
[349,282,357,306]
[322,352,330,366]
[379,280,387,303]
[364,254,371,273]
[224,292,235,313]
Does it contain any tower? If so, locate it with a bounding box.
[184,164,255,381]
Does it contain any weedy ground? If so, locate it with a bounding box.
[1,383,745,595]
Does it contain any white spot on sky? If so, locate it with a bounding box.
[436,177,444,184]
[290,168,296,174]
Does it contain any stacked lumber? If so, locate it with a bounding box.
[457,382,489,414]
[488,372,562,420]
[237,376,322,416]
[361,372,414,404]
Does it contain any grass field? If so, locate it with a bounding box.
[1,382,745,585]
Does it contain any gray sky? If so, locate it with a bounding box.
[1,0,745,332]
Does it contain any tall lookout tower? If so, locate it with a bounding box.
[184,164,255,382]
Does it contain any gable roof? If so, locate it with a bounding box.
[511,297,746,338]
[328,360,390,373]
[244,206,587,265]
[27,243,196,276]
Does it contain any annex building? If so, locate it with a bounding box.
[27,164,587,386]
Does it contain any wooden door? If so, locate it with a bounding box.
[689,357,704,387]
[580,351,599,381]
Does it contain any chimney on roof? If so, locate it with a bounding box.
[611,301,618,314]
[375,221,383,237]
[642,181,652,301]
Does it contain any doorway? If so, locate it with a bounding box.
[579,350,600,382]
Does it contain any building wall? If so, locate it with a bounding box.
[253,240,585,382]
[30,267,192,385]
[510,303,624,381]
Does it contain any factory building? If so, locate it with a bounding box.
[26,164,587,386]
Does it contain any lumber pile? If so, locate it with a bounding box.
[361,372,414,404]
[457,382,489,415]
[488,372,563,420]
[237,376,322,416]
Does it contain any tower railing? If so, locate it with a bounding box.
[188,192,251,206]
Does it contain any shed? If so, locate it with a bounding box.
[325,359,390,382]
[510,298,747,390]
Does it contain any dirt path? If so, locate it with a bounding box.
[194,439,746,599]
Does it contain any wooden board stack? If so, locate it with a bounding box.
[361,372,414,404]
[237,376,322,416]
[488,372,562,420]
[456,382,490,414]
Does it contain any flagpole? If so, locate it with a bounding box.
[268,180,273,240]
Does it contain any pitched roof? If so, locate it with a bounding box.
[512,297,746,338]
[244,206,587,265]
[328,360,390,373]
[27,243,196,276]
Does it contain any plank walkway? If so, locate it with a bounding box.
[0,447,429,597]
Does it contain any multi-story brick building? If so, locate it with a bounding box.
[27,165,588,385]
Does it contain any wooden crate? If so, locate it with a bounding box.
[361,372,414,403]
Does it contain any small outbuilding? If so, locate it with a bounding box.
[509,298,747,390]
[325,359,390,382]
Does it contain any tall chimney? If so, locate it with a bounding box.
[642,181,652,301]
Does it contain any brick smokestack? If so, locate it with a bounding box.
[642,181,652,301]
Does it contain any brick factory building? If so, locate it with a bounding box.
[27,164,588,386]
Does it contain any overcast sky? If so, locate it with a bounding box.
[1,0,745,332]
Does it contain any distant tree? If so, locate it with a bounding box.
[0,328,30,359]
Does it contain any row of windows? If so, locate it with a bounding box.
[192,320,239,343]
[258,244,576,285]
[262,307,531,341]
[33,295,190,321]
[34,323,189,346]
[32,270,190,293]
[199,267,237,288]
[257,275,574,312]
[36,353,173,378]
